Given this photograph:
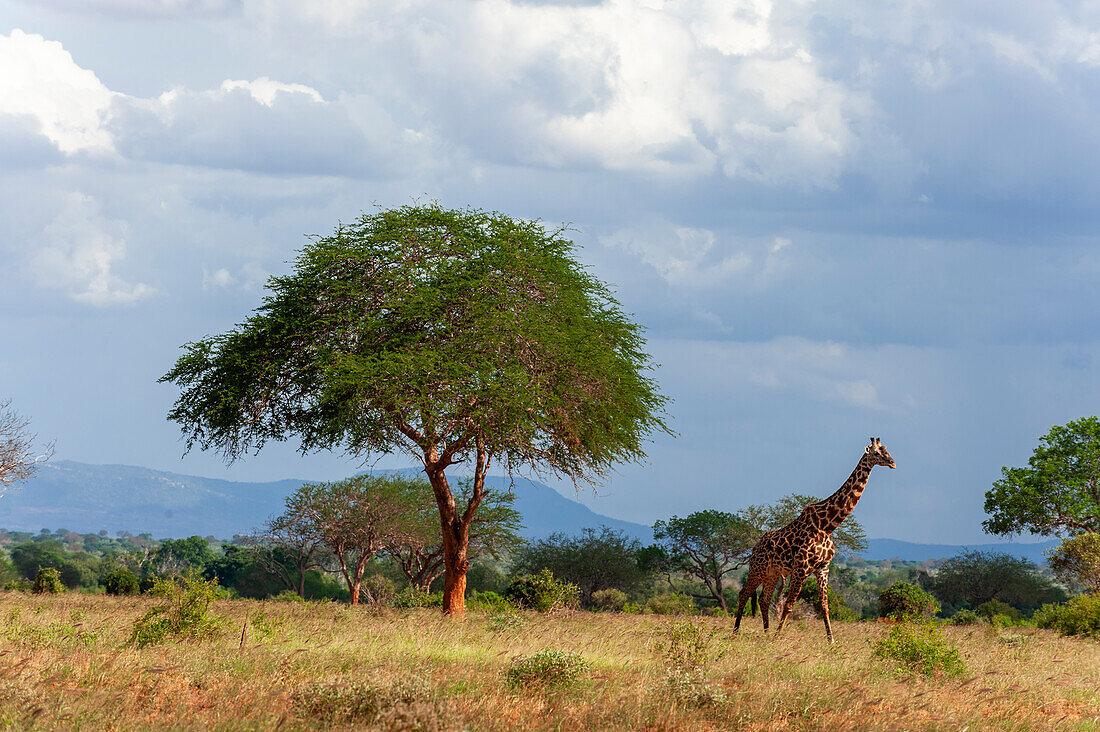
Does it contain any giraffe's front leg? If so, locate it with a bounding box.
[816,568,834,644]
[774,572,807,634]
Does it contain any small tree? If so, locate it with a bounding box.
[984,417,1100,537]
[149,536,216,577]
[0,400,52,494]
[244,511,332,598]
[161,204,670,617]
[511,527,654,605]
[653,510,755,613]
[386,481,524,590]
[285,474,420,605]
[929,551,1061,612]
[879,581,939,620]
[1048,532,1100,595]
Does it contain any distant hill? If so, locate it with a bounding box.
[859,538,1059,564]
[0,461,655,542]
[0,462,1062,563]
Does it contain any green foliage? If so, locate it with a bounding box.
[1034,593,1100,638]
[929,551,1063,614]
[1048,532,1100,594]
[129,574,228,647]
[271,589,305,602]
[486,608,524,632]
[504,650,589,688]
[468,590,511,613]
[150,536,216,575]
[622,602,643,614]
[872,623,965,677]
[103,567,139,596]
[360,575,395,606]
[504,569,580,612]
[32,567,65,594]
[592,588,628,612]
[392,586,444,609]
[976,599,1022,623]
[3,579,31,592]
[161,202,670,499]
[646,592,695,615]
[950,609,981,626]
[984,416,1100,537]
[652,510,755,611]
[511,527,652,605]
[879,582,939,620]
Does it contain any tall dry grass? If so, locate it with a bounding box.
[0,591,1095,730]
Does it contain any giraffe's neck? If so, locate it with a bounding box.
[809,454,873,534]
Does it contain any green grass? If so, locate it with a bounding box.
[0,591,1097,730]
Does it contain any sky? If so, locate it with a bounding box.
[2,0,1099,544]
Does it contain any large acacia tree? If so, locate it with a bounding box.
[161,204,669,616]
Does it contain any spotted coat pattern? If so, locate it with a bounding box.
[733,438,896,643]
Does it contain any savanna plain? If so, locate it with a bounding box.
[0,592,1097,731]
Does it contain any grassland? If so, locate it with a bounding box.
[0,591,1096,730]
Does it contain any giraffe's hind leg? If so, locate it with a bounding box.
[733,567,765,632]
[759,574,781,632]
[775,572,807,634]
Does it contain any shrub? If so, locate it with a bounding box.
[359,575,395,607]
[950,609,981,626]
[32,567,65,594]
[469,590,512,612]
[293,677,445,728]
[872,622,965,678]
[647,592,694,615]
[1048,533,1100,595]
[879,582,939,621]
[592,588,628,612]
[504,650,589,688]
[486,608,524,632]
[3,579,31,592]
[798,576,858,620]
[103,568,140,596]
[622,602,643,614]
[504,569,580,613]
[654,620,727,707]
[1034,593,1100,638]
[129,574,228,647]
[271,589,305,602]
[392,586,444,609]
[976,599,1021,623]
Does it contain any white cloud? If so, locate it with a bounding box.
[29,194,154,306]
[219,78,325,107]
[0,30,115,154]
[202,267,236,289]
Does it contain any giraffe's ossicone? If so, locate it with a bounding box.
[733,437,896,643]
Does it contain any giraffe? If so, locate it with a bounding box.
[733,437,896,643]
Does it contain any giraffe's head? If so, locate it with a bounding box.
[865,437,896,468]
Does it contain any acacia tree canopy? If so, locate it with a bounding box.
[984,417,1100,537]
[161,204,670,616]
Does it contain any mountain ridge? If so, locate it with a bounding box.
[0,461,1058,562]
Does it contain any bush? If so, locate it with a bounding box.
[798,576,859,621]
[879,582,939,621]
[872,622,965,677]
[592,588,628,612]
[468,590,511,613]
[392,586,444,609]
[1034,593,1100,638]
[647,592,694,615]
[271,589,305,602]
[504,650,589,688]
[32,567,65,594]
[129,574,228,647]
[950,609,981,626]
[622,602,643,614]
[654,620,727,707]
[975,599,1021,623]
[3,579,31,592]
[103,568,140,596]
[504,569,580,613]
[359,575,395,607]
